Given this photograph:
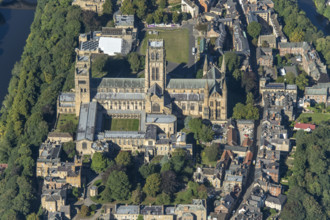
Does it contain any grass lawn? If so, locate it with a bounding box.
[141,28,189,64]
[201,152,217,167]
[55,114,78,131]
[109,119,140,131]
[296,113,330,124]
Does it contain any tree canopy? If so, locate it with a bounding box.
[143,173,161,197]
[247,21,262,39]
[91,152,109,173]
[281,122,330,219]
[115,151,132,167]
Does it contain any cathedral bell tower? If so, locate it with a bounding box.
[145,39,166,113]
[75,54,91,116]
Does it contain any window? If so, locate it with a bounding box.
[217,101,221,106]
[152,103,160,112]
[199,105,202,112]
[182,103,186,110]
[151,52,155,60]
[210,101,214,107]
[156,68,159,80]
[78,80,86,84]
[152,68,156,80]
[156,52,160,60]
[148,141,153,146]
[190,104,195,111]
[82,142,87,149]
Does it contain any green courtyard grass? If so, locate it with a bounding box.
[110,119,140,131]
[55,114,78,132]
[296,113,330,124]
[141,28,189,64]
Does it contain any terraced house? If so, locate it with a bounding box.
[57,39,228,156]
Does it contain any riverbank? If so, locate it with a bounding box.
[298,0,330,36]
[0,8,34,103]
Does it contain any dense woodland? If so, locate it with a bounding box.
[0,0,106,218]
[281,122,330,219]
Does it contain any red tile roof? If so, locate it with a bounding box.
[294,122,316,130]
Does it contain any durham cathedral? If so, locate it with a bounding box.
[57,39,228,156]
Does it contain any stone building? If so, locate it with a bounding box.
[304,83,330,106]
[278,42,327,80]
[58,39,227,155]
[181,0,199,18]
[72,0,105,15]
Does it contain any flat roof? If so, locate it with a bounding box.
[149,40,163,47]
[99,37,122,56]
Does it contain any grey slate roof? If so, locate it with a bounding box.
[116,205,139,214]
[97,131,145,139]
[169,93,205,101]
[92,78,145,89]
[167,78,216,90]
[77,102,97,141]
[93,92,145,100]
[146,114,176,123]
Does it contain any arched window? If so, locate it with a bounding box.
[156,52,160,60]
[152,68,156,80]
[82,142,87,149]
[151,53,155,60]
[152,103,160,112]
[156,68,159,80]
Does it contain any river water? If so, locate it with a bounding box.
[0,8,35,104]
[298,0,330,36]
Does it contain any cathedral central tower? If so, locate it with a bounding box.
[144,39,167,113]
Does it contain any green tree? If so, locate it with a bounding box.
[80,205,90,217]
[121,0,135,15]
[290,28,305,42]
[154,10,163,24]
[91,152,109,173]
[103,0,113,15]
[204,144,219,162]
[128,52,141,73]
[163,13,169,24]
[62,141,76,160]
[106,170,131,200]
[136,0,147,19]
[156,192,171,204]
[139,163,157,179]
[143,173,161,197]
[295,72,309,90]
[131,185,144,204]
[199,125,214,142]
[172,11,180,23]
[158,0,167,9]
[146,14,154,24]
[137,215,144,220]
[115,151,132,167]
[246,92,254,105]
[26,213,39,220]
[247,21,262,39]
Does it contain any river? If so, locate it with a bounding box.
[298,0,330,36]
[0,8,35,104]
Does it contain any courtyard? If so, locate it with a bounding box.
[102,116,140,131]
